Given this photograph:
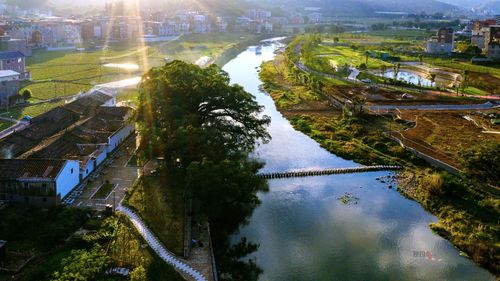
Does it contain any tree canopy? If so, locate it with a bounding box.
[136,60,270,168]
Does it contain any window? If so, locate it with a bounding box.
[71,168,74,174]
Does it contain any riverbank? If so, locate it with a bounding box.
[259,52,500,276]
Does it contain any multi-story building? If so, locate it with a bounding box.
[426,28,454,55]
[484,25,500,59]
[246,9,272,23]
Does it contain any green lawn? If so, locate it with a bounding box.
[303,44,392,77]
[0,100,65,120]
[126,174,185,256]
[0,120,13,131]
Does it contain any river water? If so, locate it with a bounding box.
[223,39,495,280]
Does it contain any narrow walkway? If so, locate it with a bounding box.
[369,102,498,111]
[117,205,207,281]
[258,165,402,179]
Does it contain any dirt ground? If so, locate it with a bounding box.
[396,109,500,166]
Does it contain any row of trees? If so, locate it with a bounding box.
[136,61,271,280]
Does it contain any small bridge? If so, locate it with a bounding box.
[257,165,402,179]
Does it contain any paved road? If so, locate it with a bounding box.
[118,205,206,281]
[71,136,139,211]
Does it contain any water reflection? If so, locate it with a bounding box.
[223,39,495,280]
[380,70,433,87]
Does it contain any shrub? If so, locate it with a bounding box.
[22,88,32,100]
[422,172,445,197]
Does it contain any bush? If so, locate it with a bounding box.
[22,88,32,100]
[422,172,445,197]
[459,142,500,185]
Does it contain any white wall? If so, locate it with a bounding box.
[81,159,94,180]
[107,123,135,153]
[55,160,80,198]
[95,148,107,166]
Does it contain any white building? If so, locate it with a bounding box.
[0,159,80,206]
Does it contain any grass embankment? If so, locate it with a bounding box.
[260,53,500,276]
[126,174,185,256]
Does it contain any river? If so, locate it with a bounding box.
[223,39,495,280]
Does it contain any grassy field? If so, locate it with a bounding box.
[0,100,65,120]
[365,29,434,40]
[22,33,250,102]
[307,44,392,72]
[126,174,185,256]
[2,33,249,122]
[25,48,142,100]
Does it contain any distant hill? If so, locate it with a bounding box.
[264,0,459,16]
[439,0,489,8]
[475,0,500,14]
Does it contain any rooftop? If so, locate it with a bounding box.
[0,70,20,78]
[0,51,24,60]
[0,159,67,181]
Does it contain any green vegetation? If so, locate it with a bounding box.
[50,214,184,281]
[0,206,89,252]
[459,142,500,186]
[92,182,115,200]
[0,100,66,120]
[295,32,499,95]
[0,120,12,131]
[25,48,140,100]
[135,60,270,280]
[126,175,185,256]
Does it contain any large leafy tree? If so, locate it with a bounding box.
[136,60,270,168]
[186,159,268,281]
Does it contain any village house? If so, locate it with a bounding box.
[484,25,500,59]
[0,90,134,205]
[0,35,31,56]
[246,9,272,23]
[307,12,322,24]
[0,70,21,107]
[426,28,454,55]
[28,106,134,180]
[0,159,80,206]
[0,51,29,80]
[471,19,497,49]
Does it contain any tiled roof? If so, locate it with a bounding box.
[0,159,67,180]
